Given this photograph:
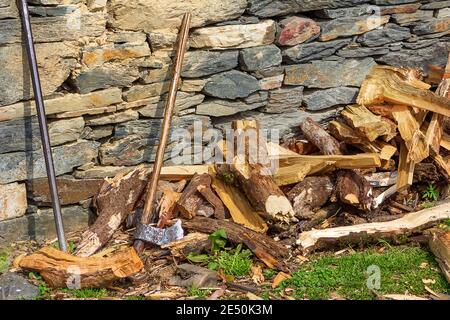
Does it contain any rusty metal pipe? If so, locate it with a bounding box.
[134,13,192,253]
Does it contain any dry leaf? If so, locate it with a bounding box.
[419,262,428,269]
[272,272,291,289]
[383,294,428,300]
[422,278,436,284]
[251,265,265,285]
[246,292,263,300]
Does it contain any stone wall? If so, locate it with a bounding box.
[0,0,449,245]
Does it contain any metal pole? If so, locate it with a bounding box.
[134,12,192,253]
[17,0,67,252]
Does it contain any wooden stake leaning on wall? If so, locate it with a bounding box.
[134,13,192,254]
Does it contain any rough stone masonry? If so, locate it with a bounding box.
[0,0,449,245]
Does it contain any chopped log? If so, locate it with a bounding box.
[300,117,342,155]
[157,165,210,180]
[75,166,148,257]
[426,55,450,155]
[428,228,450,283]
[397,142,415,192]
[298,204,341,232]
[197,183,225,220]
[18,246,143,288]
[341,105,397,142]
[231,120,295,223]
[211,173,268,233]
[357,65,450,117]
[335,170,373,211]
[281,139,318,155]
[156,188,182,228]
[414,163,440,183]
[176,173,222,219]
[183,217,289,271]
[161,232,210,258]
[278,153,381,169]
[364,171,398,188]
[297,201,450,253]
[286,176,334,220]
[432,153,450,178]
[329,120,396,160]
[391,105,428,163]
[367,105,394,120]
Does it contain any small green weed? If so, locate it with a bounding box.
[423,184,439,202]
[186,286,212,299]
[0,250,9,274]
[61,288,107,299]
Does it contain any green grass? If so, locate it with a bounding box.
[186,286,212,299]
[61,288,108,299]
[126,295,145,300]
[278,246,450,300]
[0,250,9,274]
[28,272,51,300]
[263,268,277,280]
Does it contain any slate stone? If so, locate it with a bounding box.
[377,42,450,78]
[284,58,376,88]
[358,23,411,46]
[203,70,260,99]
[337,46,390,58]
[27,176,104,206]
[413,18,450,35]
[0,206,92,246]
[0,140,99,184]
[246,0,301,17]
[403,39,439,50]
[421,1,450,10]
[392,10,434,26]
[0,183,27,221]
[196,92,268,117]
[320,15,389,41]
[251,66,286,79]
[213,107,342,139]
[0,13,105,45]
[295,0,372,12]
[28,4,78,16]
[137,92,205,118]
[303,87,359,111]
[283,39,351,64]
[0,273,39,300]
[182,51,239,78]
[260,86,304,113]
[372,0,418,4]
[277,16,321,46]
[239,45,282,71]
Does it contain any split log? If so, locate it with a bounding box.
[231,120,295,223]
[281,139,318,155]
[183,217,289,271]
[428,228,450,283]
[18,246,143,288]
[211,173,268,233]
[397,142,415,192]
[161,232,210,258]
[357,65,450,117]
[176,173,223,219]
[341,105,397,142]
[432,153,450,178]
[329,120,396,160]
[367,105,394,120]
[278,153,381,170]
[299,117,342,155]
[335,170,373,211]
[156,188,182,228]
[153,165,210,180]
[425,54,450,154]
[75,166,148,257]
[391,105,428,163]
[286,176,334,220]
[297,201,450,253]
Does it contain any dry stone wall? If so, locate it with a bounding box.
[0,0,449,244]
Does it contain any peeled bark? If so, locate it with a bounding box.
[75,166,148,257]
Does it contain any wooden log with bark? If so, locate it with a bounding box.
[183,217,289,271]
[300,117,342,155]
[328,120,396,160]
[297,201,450,253]
[230,120,295,223]
[176,173,224,220]
[75,166,148,257]
[428,228,450,283]
[281,139,318,155]
[18,246,143,288]
[335,170,373,210]
[357,65,450,117]
[286,176,334,220]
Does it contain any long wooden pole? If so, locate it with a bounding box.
[134,13,192,253]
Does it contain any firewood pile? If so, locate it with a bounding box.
[14,57,450,291]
